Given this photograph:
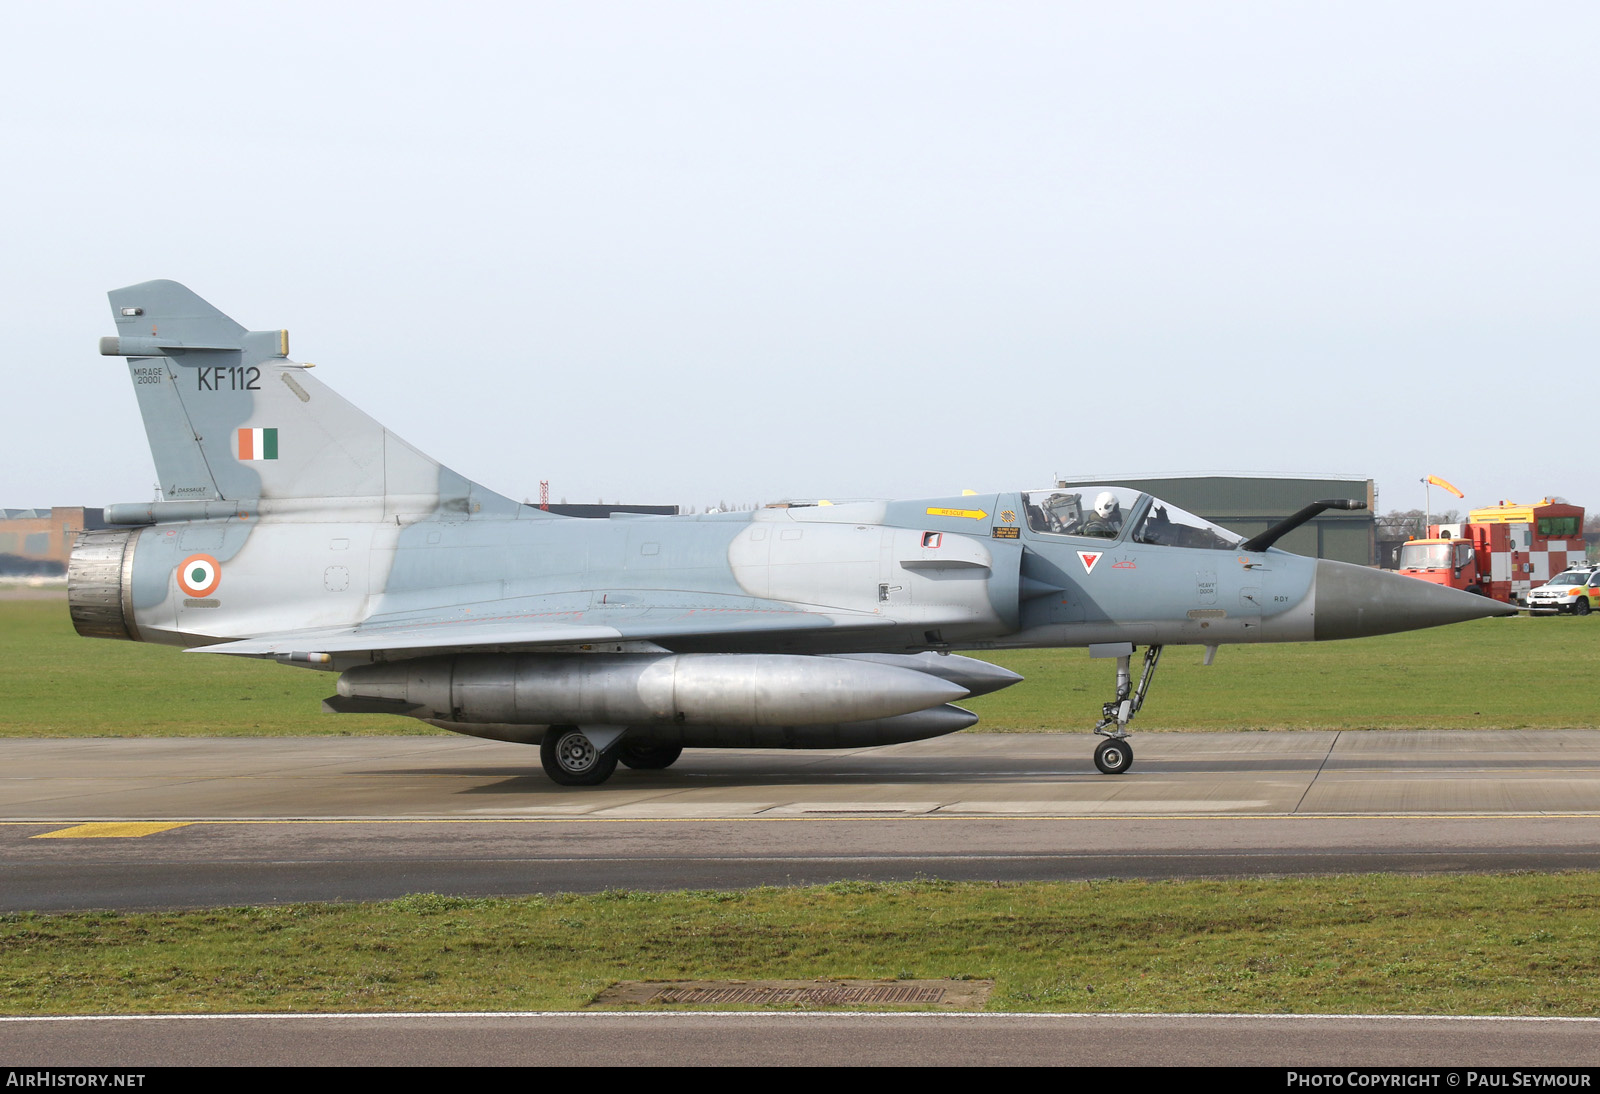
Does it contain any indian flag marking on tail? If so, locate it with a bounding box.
[237,427,279,461]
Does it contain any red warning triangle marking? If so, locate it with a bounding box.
[1078,551,1102,574]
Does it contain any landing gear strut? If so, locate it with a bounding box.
[1091,644,1162,775]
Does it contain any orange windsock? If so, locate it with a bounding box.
[1426,475,1464,499]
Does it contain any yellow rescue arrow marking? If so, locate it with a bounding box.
[32,822,193,839]
[925,507,988,520]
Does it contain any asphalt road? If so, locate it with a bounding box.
[3,1011,1599,1067]
[3,730,1598,912]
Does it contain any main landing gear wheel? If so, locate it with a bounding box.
[618,742,684,770]
[541,726,619,786]
[1094,738,1133,774]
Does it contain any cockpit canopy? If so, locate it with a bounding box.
[1023,487,1244,550]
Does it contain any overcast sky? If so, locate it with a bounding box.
[4,2,1595,516]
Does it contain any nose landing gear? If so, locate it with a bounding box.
[1091,644,1162,774]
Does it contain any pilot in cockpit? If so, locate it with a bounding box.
[1081,492,1124,538]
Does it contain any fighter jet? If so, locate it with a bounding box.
[71,281,1513,784]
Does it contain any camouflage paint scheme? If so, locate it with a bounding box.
[71,282,1512,784]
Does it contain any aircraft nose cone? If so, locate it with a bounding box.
[1313,559,1517,640]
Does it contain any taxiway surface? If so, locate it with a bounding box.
[3,730,1597,911]
[6,1012,1599,1067]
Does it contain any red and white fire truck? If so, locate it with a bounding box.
[1393,498,1586,606]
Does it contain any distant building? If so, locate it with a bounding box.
[0,507,109,575]
[1055,475,1378,566]
[544,504,680,518]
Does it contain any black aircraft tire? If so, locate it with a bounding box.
[618,743,685,770]
[1574,599,1592,617]
[540,727,620,786]
[1094,738,1133,775]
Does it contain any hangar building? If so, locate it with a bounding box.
[0,507,108,575]
[1055,475,1378,566]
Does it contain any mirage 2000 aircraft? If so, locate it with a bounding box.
[70,281,1513,784]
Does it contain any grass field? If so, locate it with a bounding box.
[3,597,1595,736]
[0,598,414,737]
[3,875,1598,1016]
[963,615,1600,732]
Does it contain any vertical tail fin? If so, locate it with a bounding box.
[102,280,517,516]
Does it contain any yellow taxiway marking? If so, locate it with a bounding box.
[31,822,193,839]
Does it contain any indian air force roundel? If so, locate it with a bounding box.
[177,554,222,597]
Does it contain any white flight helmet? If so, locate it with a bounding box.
[1094,492,1120,518]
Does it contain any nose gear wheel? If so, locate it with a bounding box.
[1094,737,1133,774]
[1089,645,1162,774]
